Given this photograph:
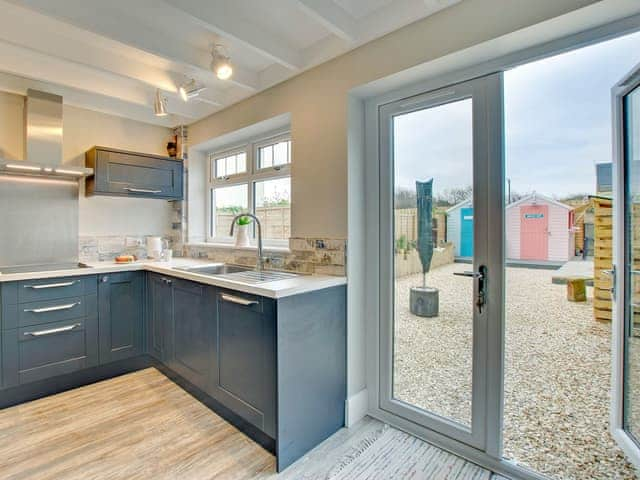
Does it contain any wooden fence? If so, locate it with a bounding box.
[217,206,291,239]
[394,208,446,246]
[394,243,454,278]
[593,197,613,321]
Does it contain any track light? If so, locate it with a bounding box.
[179,79,206,102]
[154,89,168,116]
[211,44,233,80]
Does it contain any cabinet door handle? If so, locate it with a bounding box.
[24,281,79,290]
[24,323,81,337]
[125,187,162,194]
[220,294,258,306]
[24,301,81,313]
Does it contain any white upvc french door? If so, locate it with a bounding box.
[612,62,640,470]
[378,72,504,451]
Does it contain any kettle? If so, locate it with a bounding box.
[146,236,163,260]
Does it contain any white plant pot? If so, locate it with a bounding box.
[234,224,252,248]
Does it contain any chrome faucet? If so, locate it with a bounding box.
[229,213,265,271]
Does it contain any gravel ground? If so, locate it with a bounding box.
[394,262,637,480]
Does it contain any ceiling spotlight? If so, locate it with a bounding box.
[154,89,168,116]
[211,44,233,80]
[179,79,206,101]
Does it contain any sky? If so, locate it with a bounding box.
[394,30,640,199]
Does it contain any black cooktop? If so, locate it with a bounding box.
[0,262,91,275]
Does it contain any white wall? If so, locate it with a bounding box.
[0,91,173,237]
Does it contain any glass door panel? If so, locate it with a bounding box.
[613,62,640,472]
[379,73,503,450]
[624,84,640,445]
[391,98,474,427]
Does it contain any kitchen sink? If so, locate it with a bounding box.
[175,263,251,276]
[174,263,298,284]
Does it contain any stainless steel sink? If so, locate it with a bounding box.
[175,263,251,276]
[174,263,298,284]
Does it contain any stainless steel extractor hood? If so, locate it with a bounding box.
[0,89,93,179]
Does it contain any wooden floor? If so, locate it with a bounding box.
[0,368,503,480]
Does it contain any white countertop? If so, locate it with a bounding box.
[0,258,347,299]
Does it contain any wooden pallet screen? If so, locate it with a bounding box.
[593,197,613,321]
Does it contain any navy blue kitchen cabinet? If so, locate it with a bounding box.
[0,270,347,474]
[85,146,183,200]
[1,275,99,388]
[166,278,214,392]
[146,273,173,362]
[98,272,144,364]
[211,290,277,439]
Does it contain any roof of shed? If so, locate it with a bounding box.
[445,198,473,213]
[506,193,573,211]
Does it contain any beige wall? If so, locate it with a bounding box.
[189,0,600,239]
[0,91,173,237]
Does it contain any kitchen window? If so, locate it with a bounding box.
[207,132,291,247]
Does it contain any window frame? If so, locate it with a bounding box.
[207,131,292,247]
[254,132,292,176]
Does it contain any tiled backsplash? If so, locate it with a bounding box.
[79,235,149,262]
[183,237,347,276]
[79,235,346,276]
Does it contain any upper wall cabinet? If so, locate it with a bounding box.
[85,146,183,200]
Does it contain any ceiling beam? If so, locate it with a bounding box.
[9,0,260,92]
[0,1,228,108]
[0,39,205,120]
[163,0,304,71]
[295,0,359,42]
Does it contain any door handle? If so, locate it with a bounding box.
[24,301,81,313]
[24,281,79,290]
[453,266,487,313]
[24,323,81,337]
[125,187,162,194]
[220,294,259,306]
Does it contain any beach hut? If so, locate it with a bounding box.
[446,199,473,258]
[506,193,575,262]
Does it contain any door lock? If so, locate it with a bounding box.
[453,265,487,313]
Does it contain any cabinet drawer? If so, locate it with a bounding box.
[2,316,98,386]
[18,296,86,328]
[18,277,88,303]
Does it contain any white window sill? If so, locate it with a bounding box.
[186,242,291,254]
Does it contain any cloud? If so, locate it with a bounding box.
[393,30,640,198]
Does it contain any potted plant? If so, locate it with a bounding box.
[234,215,253,248]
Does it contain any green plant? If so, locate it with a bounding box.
[395,235,408,253]
[236,215,253,226]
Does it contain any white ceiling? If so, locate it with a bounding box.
[0,0,461,127]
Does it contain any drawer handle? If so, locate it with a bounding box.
[24,301,81,314]
[24,323,81,337]
[24,281,79,290]
[221,294,258,306]
[125,187,162,194]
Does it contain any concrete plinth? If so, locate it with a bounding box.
[410,287,439,317]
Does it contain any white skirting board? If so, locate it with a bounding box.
[345,389,369,427]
